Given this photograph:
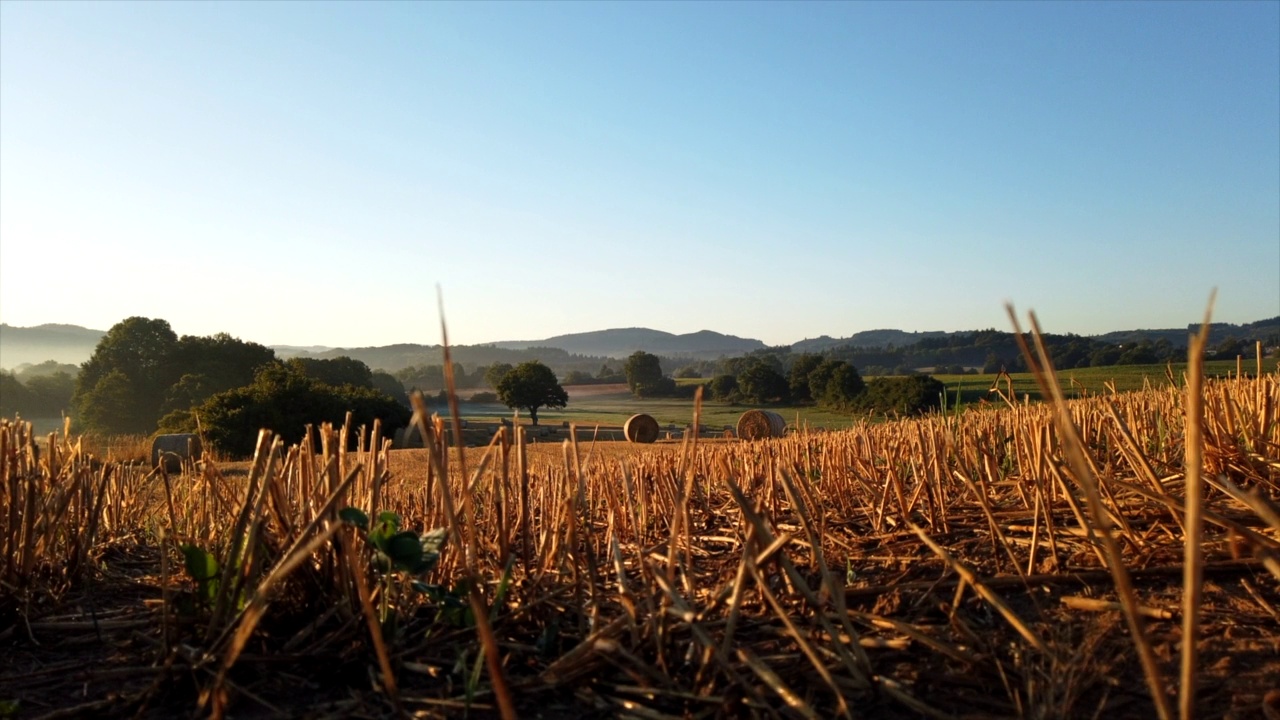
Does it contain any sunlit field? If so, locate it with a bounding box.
[459,358,1280,437]
[3,350,1279,718]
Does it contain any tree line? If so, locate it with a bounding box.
[0,361,79,418]
[621,351,946,417]
[5,316,1274,452]
[25,317,412,456]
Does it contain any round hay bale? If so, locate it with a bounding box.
[736,410,786,441]
[623,413,661,444]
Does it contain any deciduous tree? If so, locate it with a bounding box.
[74,317,180,434]
[288,356,374,388]
[738,363,789,404]
[624,351,675,397]
[786,354,824,402]
[195,363,409,456]
[485,362,514,389]
[495,361,567,426]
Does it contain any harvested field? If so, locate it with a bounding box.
[2,359,1279,718]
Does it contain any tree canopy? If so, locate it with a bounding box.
[737,362,789,404]
[786,354,824,402]
[484,362,514,390]
[1,368,76,418]
[192,362,410,456]
[624,351,675,397]
[854,375,945,416]
[73,318,280,435]
[288,356,374,388]
[74,317,181,434]
[495,361,567,426]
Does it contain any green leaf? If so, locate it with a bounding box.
[408,552,439,575]
[385,531,423,570]
[338,507,369,530]
[0,699,21,717]
[181,544,219,582]
[180,544,220,603]
[369,512,401,553]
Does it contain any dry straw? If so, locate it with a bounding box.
[623,413,660,443]
[735,409,786,440]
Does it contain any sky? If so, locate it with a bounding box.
[1,1,1277,349]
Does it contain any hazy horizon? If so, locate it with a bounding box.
[2,2,1277,348]
[3,313,1276,355]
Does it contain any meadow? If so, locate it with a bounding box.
[2,346,1278,719]
[471,357,1280,438]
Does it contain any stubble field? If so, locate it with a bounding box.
[2,350,1279,719]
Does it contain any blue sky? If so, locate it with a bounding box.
[2,1,1277,348]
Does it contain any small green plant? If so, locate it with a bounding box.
[338,508,445,575]
[338,508,447,631]
[180,543,221,606]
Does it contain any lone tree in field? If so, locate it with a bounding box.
[624,351,676,397]
[495,361,567,426]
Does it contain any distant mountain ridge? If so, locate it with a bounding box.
[791,329,953,354]
[490,327,766,359]
[0,323,107,369]
[2,317,1276,371]
[1093,318,1280,347]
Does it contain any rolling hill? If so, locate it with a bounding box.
[0,324,106,369]
[490,327,766,359]
[2,316,1275,371]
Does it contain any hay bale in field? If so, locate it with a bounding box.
[623,413,660,443]
[151,433,201,472]
[735,410,786,441]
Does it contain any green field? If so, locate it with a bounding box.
[19,358,1276,441]
[930,357,1278,407]
[455,389,858,433]
[447,357,1278,434]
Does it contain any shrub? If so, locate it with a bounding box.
[738,364,789,404]
[854,375,946,416]
[818,362,865,410]
[708,374,739,401]
[197,364,410,457]
[562,370,596,385]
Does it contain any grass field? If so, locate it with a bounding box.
[930,356,1280,407]
[459,357,1280,436]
